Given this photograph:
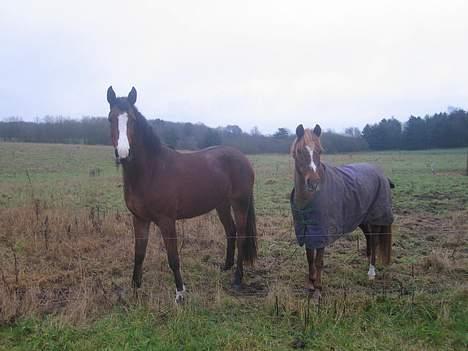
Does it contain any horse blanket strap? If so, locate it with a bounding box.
[291,163,394,249]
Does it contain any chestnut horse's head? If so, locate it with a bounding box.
[291,124,323,192]
[106,86,138,160]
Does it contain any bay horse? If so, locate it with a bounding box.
[290,124,394,300]
[106,86,257,302]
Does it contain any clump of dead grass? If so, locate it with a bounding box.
[422,250,454,273]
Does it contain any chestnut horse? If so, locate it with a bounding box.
[106,87,257,302]
[290,124,393,300]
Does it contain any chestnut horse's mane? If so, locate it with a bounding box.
[290,129,323,157]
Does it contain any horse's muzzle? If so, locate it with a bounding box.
[114,148,132,164]
[306,180,320,192]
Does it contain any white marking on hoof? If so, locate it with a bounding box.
[175,285,186,304]
[368,264,376,280]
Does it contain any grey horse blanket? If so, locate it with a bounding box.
[291,163,394,249]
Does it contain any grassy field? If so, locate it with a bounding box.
[0,142,467,350]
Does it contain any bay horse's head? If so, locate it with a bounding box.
[106,86,138,160]
[291,124,323,192]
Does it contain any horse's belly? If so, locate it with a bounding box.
[175,181,228,219]
[176,193,224,219]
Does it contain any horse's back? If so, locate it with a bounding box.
[200,146,255,197]
[323,162,393,233]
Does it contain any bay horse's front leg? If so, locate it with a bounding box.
[132,216,150,289]
[159,217,186,303]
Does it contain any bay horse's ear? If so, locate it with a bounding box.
[128,87,137,105]
[313,124,321,137]
[296,124,305,139]
[107,86,116,105]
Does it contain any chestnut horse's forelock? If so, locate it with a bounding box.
[290,129,323,158]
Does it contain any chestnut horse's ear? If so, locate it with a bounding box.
[128,87,137,105]
[313,124,321,137]
[296,124,305,139]
[107,86,116,105]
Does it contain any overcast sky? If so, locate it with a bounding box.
[1,0,468,134]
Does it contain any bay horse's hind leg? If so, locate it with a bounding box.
[159,217,186,303]
[216,204,237,271]
[231,198,250,289]
[132,216,150,289]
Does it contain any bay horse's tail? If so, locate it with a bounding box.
[243,194,258,265]
[378,225,392,265]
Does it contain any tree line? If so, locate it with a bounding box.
[1,108,467,153]
[362,109,468,150]
[0,117,367,154]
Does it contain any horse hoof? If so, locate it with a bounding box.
[220,264,233,272]
[368,265,376,280]
[174,285,187,304]
[175,295,185,304]
[312,290,322,302]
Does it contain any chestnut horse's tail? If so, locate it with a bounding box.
[378,225,392,265]
[243,194,258,265]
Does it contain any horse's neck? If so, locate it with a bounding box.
[122,131,166,188]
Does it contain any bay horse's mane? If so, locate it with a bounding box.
[290,128,323,157]
[131,105,162,154]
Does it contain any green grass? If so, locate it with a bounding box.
[0,142,467,350]
[1,292,466,350]
[1,143,467,214]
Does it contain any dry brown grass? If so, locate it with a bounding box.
[1,202,467,326]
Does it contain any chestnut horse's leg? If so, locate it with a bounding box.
[359,224,372,259]
[367,225,378,280]
[305,248,316,292]
[159,217,185,303]
[132,216,150,289]
[306,248,324,300]
[313,248,324,300]
[216,204,237,271]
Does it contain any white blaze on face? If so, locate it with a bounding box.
[306,145,318,172]
[117,112,130,158]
